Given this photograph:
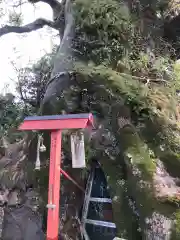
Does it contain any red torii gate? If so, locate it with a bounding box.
[19,113,94,240]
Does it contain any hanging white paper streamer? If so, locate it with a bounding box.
[35,135,41,170]
[71,132,86,168]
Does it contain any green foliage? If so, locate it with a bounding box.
[0,93,25,141]
[171,210,180,239]
[17,48,57,109]
[74,0,132,65]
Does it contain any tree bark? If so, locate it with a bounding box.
[42,0,75,108]
[0,18,58,37]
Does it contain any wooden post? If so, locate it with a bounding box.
[47,130,62,240]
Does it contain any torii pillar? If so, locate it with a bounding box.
[19,113,94,240]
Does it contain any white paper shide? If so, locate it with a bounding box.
[71,132,86,168]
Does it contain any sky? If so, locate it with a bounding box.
[0,1,58,94]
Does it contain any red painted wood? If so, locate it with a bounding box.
[46,238,58,240]
[47,130,61,240]
[19,118,89,130]
[60,168,84,192]
[88,113,93,126]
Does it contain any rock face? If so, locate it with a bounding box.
[154,159,180,199]
[142,159,180,239]
[2,205,44,240]
[145,212,172,240]
[0,187,45,240]
[0,137,45,240]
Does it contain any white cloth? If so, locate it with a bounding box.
[71,132,86,168]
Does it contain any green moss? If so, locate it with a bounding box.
[171,210,180,239]
[119,125,156,180]
[164,196,180,208]
[99,154,142,238]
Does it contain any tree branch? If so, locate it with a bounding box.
[10,1,27,8]
[29,0,61,10]
[0,18,58,37]
[29,0,64,22]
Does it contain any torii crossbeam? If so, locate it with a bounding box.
[19,113,94,240]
